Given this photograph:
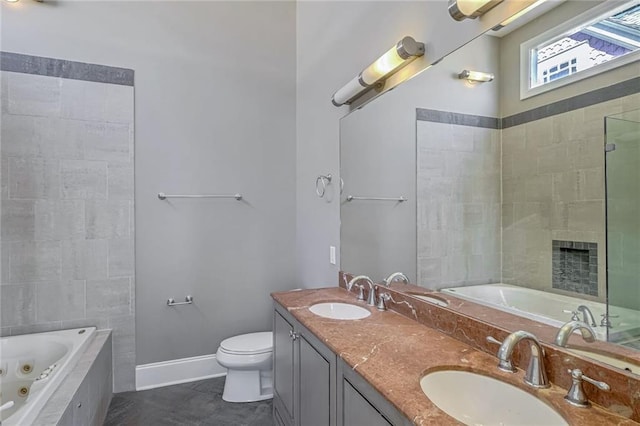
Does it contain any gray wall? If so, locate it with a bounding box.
[339,34,501,285]
[295,1,510,288]
[0,0,557,378]
[1,1,297,370]
[340,97,417,283]
[0,65,135,392]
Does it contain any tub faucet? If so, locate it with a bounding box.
[600,313,618,328]
[347,275,376,306]
[577,305,597,327]
[487,331,550,388]
[554,320,596,347]
[383,272,409,286]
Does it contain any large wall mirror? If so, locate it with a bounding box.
[341,0,640,374]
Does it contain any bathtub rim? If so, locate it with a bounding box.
[440,283,640,341]
[1,326,97,426]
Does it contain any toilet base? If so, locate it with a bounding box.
[222,369,273,403]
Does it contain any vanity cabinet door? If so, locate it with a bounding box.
[273,302,337,426]
[298,334,334,426]
[342,380,392,426]
[274,309,296,426]
[337,359,411,426]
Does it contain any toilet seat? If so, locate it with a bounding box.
[219,332,272,355]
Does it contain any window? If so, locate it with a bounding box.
[521,1,640,99]
[541,58,579,84]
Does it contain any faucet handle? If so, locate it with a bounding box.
[377,293,391,311]
[486,336,502,346]
[563,310,580,321]
[580,372,610,392]
[600,313,619,328]
[354,284,365,302]
[565,369,610,407]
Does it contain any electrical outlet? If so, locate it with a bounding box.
[329,246,336,265]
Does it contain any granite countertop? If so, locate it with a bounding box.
[272,287,638,426]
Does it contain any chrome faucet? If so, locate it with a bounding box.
[383,272,409,286]
[554,320,596,347]
[347,275,376,306]
[577,305,597,327]
[487,331,550,388]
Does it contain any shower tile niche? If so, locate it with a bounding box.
[552,240,598,296]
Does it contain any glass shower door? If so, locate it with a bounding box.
[605,110,640,349]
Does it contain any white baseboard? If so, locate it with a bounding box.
[135,354,226,391]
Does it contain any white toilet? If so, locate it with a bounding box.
[216,331,273,403]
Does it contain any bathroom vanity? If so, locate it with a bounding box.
[271,285,638,425]
[273,301,409,426]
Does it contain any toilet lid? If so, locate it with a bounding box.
[220,332,273,355]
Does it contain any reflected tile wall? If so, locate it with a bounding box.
[501,93,640,302]
[416,121,501,289]
[0,66,135,392]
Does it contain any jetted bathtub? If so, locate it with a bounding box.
[0,327,96,426]
[440,284,640,342]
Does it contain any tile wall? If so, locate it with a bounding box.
[416,90,639,298]
[501,92,640,301]
[416,120,501,289]
[0,64,136,391]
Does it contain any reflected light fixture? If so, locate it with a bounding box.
[458,70,494,83]
[448,0,504,21]
[331,36,425,107]
[492,0,548,30]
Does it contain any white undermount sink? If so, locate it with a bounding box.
[420,370,568,426]
[308,302,371,320]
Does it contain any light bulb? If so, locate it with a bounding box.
[458,70,495,83]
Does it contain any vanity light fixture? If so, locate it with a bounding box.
[458,70,495,83]
[492,0,547,30]
[448,0,504,21]
[331,36,425,107]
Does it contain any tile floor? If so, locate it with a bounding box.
[104,377,273,426]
